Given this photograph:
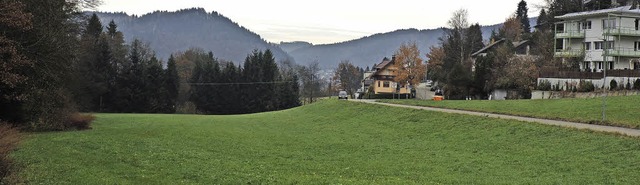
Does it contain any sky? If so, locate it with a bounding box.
[97,0,547,44]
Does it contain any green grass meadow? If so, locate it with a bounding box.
[381,95,640,128]
[11,100,640,184]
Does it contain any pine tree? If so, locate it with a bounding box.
[86,14,103,38]
[516,0,531,38]
[164,55,180,113]
[74,13,106,111]
[490,29,499,42]
[260,50,278,111]
[442,26,472,99]
[465,24,485,59]
[549,0,583,18]
[536,9,549,31]
[219,62,240,114]
[118,39,150,113]
[93,35,114,112]
[144,56,165,113]
[189,52,220,114]
[107,20,118,37]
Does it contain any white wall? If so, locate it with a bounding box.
[490,90,508,100]
[539,77,640,89]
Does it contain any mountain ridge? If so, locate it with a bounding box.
[93,8,535,69]
[280,17,536,69]
[91,8,293,63]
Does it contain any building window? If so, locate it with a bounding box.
[383,81,390,88]
[378,81,381,87]
[594,41,603,50]
[598,62,603,70]
[581,21,592,30]
[603,18,616,29]
[635,42,640,51]
[609,62,614,70]
[583,62,590,70]
[584,42,591,50]
[636,19,639,30]
[605,41,615,49]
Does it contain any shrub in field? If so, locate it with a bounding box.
[67,113,95,130]
[0,123,21,182]
[23,88,77,131]
[635,79,640,90]
[578,80,595,92]
[610,79,618,91]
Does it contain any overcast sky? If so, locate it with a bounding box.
[97,0,547,44]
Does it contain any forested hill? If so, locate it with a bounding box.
[283,18,537,69]
[283,28,445,69]
[91,8,293,63]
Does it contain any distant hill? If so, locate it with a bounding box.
[279,41,314,54]
[92,8,292,63]
[284,18,537,69]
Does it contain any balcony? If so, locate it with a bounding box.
[603,27,640,37]
[604,48,640,57]
[554,49,585,58]
[555,30,585,39]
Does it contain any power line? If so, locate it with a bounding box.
[185,81,294,86]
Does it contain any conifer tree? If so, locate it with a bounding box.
[144,56,165,113]
[164,55,180,113]
[465,24,485,58]
[516,0,531,39]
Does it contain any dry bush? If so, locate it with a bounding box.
[0,123,21,182]
[67,113,95,130]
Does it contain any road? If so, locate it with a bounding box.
[350,99,640,137]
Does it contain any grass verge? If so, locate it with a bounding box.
[11,100,640,184]
[379,95,640,129]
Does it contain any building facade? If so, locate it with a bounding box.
[542,2,640,90]
[363,57,410,95]
[555,5,640,72]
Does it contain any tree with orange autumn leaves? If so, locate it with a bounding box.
[392,42,426,87]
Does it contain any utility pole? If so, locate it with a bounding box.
[602,37,608,121]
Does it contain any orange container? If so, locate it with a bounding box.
[433,96,444,101]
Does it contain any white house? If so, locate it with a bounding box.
[555,3,640,71]
[545,1,640,89]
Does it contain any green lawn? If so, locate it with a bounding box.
[380,95,640,129]
[11,100,640,184]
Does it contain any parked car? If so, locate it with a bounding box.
[338,91,348,100]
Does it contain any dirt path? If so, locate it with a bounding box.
[350,99,640,137]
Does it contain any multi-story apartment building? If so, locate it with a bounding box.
[555,4,640,72]
[540,1,640,90]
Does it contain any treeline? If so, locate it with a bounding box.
[74,14,179,113]
[77,14,301,115]
[1,3,304,132]
[185,50,300,114]
[1,0,102,131]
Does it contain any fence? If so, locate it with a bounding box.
[540,69,640,79]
